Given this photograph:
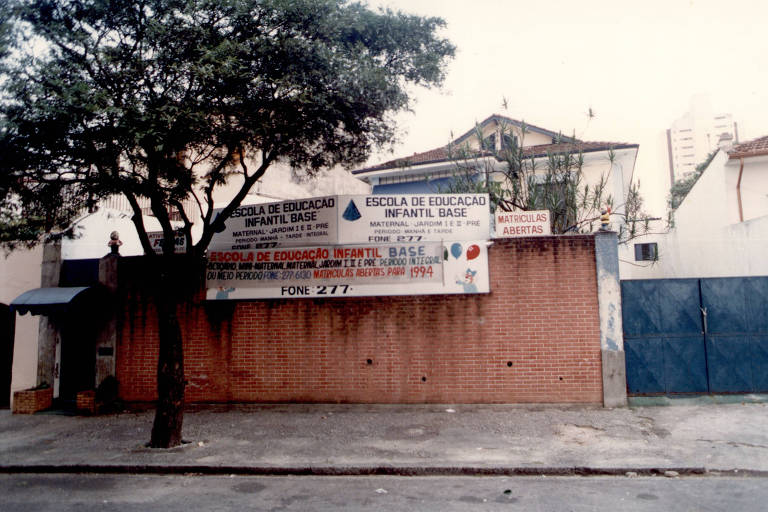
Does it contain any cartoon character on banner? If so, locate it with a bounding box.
[456,268,478,293]
[445,242,481,293]
[216,287,236,300]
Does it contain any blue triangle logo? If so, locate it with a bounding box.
[342,200,362,221]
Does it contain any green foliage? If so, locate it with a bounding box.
[447,120,611,234]
[667,150,717,211]
[0,0,454,449]
[445,113,654,241]
[0,181,89,251]
[0,0,455,253]
[439,149,505,212]
[668,171,701,211]
[617,180,654,243]
[0,210,45,250]
[0,0,10,62]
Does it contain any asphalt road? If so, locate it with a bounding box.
[0,474,765,511]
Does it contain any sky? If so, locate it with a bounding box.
[361,0,768,216]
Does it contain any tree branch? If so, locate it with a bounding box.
[169,198,194,255]
[123,190,155,256]
[196,149,276,252]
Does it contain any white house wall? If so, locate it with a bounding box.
[581,148,636,222]
[515,125,554,147]
[61,209,166,259]
[619,150,768,279]
[674,151,730,232]
[620,214,768,280]
[1,246,43,405]
[460,121,555,152]
[726,154,768,223]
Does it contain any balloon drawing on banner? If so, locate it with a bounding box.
[443,241,484,294]
[448,242,480,260]
[450,242,462,259]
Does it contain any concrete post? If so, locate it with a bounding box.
[594,231,627,407]
[95,254,119,388]
[36,242,61,390]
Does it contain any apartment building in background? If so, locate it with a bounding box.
[666,94,739,185]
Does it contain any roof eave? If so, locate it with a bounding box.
[355,156,501,181]
[728,149,768,160]
[525,143,638,160]
[355,144,637,177]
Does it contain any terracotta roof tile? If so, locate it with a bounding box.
[521,141,637,157]
[354,140,638,174]
[728,135,768,159]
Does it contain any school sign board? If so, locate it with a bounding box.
[337,194,490,244]
[209,193,490,250]
[209,196,338,249]
[206,243,444,289]
[206,239,489,300]
[206,194,491,300]
[493,210,551,238]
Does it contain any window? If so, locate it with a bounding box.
[378,170,454,185]
[529,174,576,231]
[634,243,658,261]
[482,134,496,152]
[502,133,518,151]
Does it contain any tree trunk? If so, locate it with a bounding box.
[149,265,186,448]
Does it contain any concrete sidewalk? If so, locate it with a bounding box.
[1,399,767,476]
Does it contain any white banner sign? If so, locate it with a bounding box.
[494,210,551,238]
[209,194,491,250]
[337,194,490,244]
[206,242,443,289]
[209,196,338,250]
[206,240,489,299]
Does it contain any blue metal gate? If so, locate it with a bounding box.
[622,277,768,395]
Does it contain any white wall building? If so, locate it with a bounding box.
[621,135,768,280]
[353,114,639,234]
[1,246,44,407]
[666,94,739,186]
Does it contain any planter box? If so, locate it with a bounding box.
[76,390,97,415]
[12,388,53,414]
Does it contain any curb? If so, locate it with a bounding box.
[1,465,765,477]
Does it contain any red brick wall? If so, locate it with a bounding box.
[12,387,53,414]
[116,236,603,404]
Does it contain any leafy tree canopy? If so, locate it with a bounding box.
[0,0,454,448]
[0,0,455,255]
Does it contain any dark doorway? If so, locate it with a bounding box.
[0,304,15,409]
[55,258,103,405]
[56,312,98,404]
